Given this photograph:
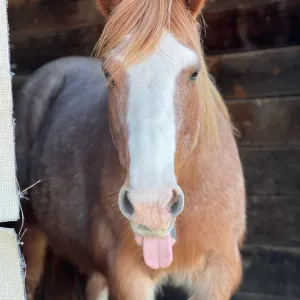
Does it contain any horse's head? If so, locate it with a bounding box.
[95,0,217,269]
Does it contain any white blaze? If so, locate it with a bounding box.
[119,32,197,190]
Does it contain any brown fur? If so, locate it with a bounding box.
[174,66,201,172]
[16,0,246,299]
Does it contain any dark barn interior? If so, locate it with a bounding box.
[7,0,300,299]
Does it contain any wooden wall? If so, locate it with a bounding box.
[8,0,300,299]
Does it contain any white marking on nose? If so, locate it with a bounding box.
[127,32,198,191]
[119,31,198,191]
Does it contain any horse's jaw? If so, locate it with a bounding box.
[134,226,176,270]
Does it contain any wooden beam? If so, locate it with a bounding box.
[227,97,300,147]
[238,245,300,298]
[8,0,104,36]
[204,0,290,12]
[10,25,103,74]
[240,148,300,195]
[246,195,300,247]
[8,0,39,8]
[208,46,300,100]
[202,0,300,54]
[8,0,300,73]
[233,292,300,300]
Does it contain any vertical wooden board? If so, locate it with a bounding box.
[0,228,25,300]
[227,97,300,146]
[0,0,19,221]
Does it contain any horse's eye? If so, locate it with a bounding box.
[104,71,110,80]
[103,71,115,88]
[189,72,199,81]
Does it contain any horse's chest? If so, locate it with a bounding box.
[156,272,195,297]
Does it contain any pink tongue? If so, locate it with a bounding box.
[142,233,173,269]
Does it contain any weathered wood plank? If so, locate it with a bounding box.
[8,0,104,37]
[240,148,300,195]
[239,246,300,298]
[204,0,287,12]
[246,195,300,247]
[232,292,300,300]
[7,0,285,11]
[9,0,295,37]
[8,0,300,72]
[227,97,300,147]
[202,0,300,54]
[8,0,39,8]
[10,25,103,74]
[208,46,300,100]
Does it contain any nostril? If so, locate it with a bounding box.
[123,192,134,215]
[170,189,184,217]
[119,190,134,218]
[170,199,180,216]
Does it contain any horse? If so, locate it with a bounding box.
[15,0,246,299]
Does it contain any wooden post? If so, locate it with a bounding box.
[0,0,25,299]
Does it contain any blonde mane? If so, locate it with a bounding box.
[93,0,234,146]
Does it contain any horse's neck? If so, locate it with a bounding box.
[100,135,128,233]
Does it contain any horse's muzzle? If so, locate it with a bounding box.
[118,185,184,224]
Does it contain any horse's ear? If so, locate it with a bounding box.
[185,0,207,17]
[96,0,121,18]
